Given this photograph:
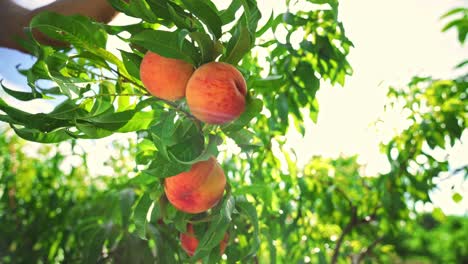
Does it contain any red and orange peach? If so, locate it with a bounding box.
[140,51,194,101]
[186,62,247,124]
[164,156,226,214]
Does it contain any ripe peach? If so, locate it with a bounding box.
[180,224,229,256]
[164,156,226,214]
[140,51,194,101]
[186,62,247,124]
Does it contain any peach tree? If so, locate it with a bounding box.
[0,3,467,263]
[0,0,387,262]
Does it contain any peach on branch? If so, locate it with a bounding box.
[140,51,194,101]
[164,156,226,214]
[186,62,247,124]
[180,224,229,256]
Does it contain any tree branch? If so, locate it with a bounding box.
[331,206,357,264]
[331,206,378,264]
[352,236,384,264]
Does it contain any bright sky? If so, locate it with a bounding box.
[1,0,467,214]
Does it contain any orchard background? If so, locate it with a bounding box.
[0,0,467,263]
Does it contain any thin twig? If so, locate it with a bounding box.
[331,206,357,264]
[331,206,378,264]
[352,236,384,264]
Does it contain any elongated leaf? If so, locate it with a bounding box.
[1,81,48,101]
[219,0,242,25]
[226,129,263,151]
[168,134,221,165]
[108,0,159,23]
[192,195,235,260]
[256,11,274,37]
[12,126,72,143]
[30,12,107,48]
[240,0,262,36]
[75,122,113,138]
[236,198,260,259]
[120,189,136,229]
[0,98,70,132]
[235,185,272,208]
[452,192,463,203]
[189,32,216,64]
[180,0,222,39]
[134,193,154,239]
[87,109,157,132]
[143,152,191,179]
[222,25,251,65]
[130,30,197,64]
[117,111,159,133]
[120,50,142,79]
[167,126,204,162]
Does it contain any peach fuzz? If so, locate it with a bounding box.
[140,51,194,101]
[186,62,247,124]
[164,156,226,214]
[180,224,229,257]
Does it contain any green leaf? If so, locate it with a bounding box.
[235,184,272,208]
[189,32,216,64]
[130,30,198,64]
[87,109,158,132]
[192,194,235,260]
[166,3,199,30]
[240,0,262,35]
[75,122,113,139]
[12,126,72,143]
[30,12,107,48]
[84,226,111,263]
[452,192,463,203]
[455,59,468,69]
[219,0,242,25]
[117,111,159,133]
[432,207,446,222]
[167,124,205,162]
[143,152,191,179]
[120,189,136,229]
[150,111,177,160]
[236,198,260,259]
[226,129,263,151]
[251,75,285,91]
[168,134,221,165]
[108,0,159,23]
[120,50,142,79]
[134,193,154,239]
[128,171,158,186]
[222,24,251,65]
[180,0,222,39]
[0,98,70,132]
[256,11,274,37]
[441,7,467,19]
[173,211,190,233]
[1,80,49,101]
[277,93,289,124]
[295,61,320,99]
[70,51,110,69]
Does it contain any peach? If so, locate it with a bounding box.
[140,51,194,101]
[164,156,226,214]
[180,224,229,256]
[186,62,247,124]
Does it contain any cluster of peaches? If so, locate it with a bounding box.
[140,51,247,256]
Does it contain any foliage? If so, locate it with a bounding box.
[0,0,467,263]
[394,214,468,264]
